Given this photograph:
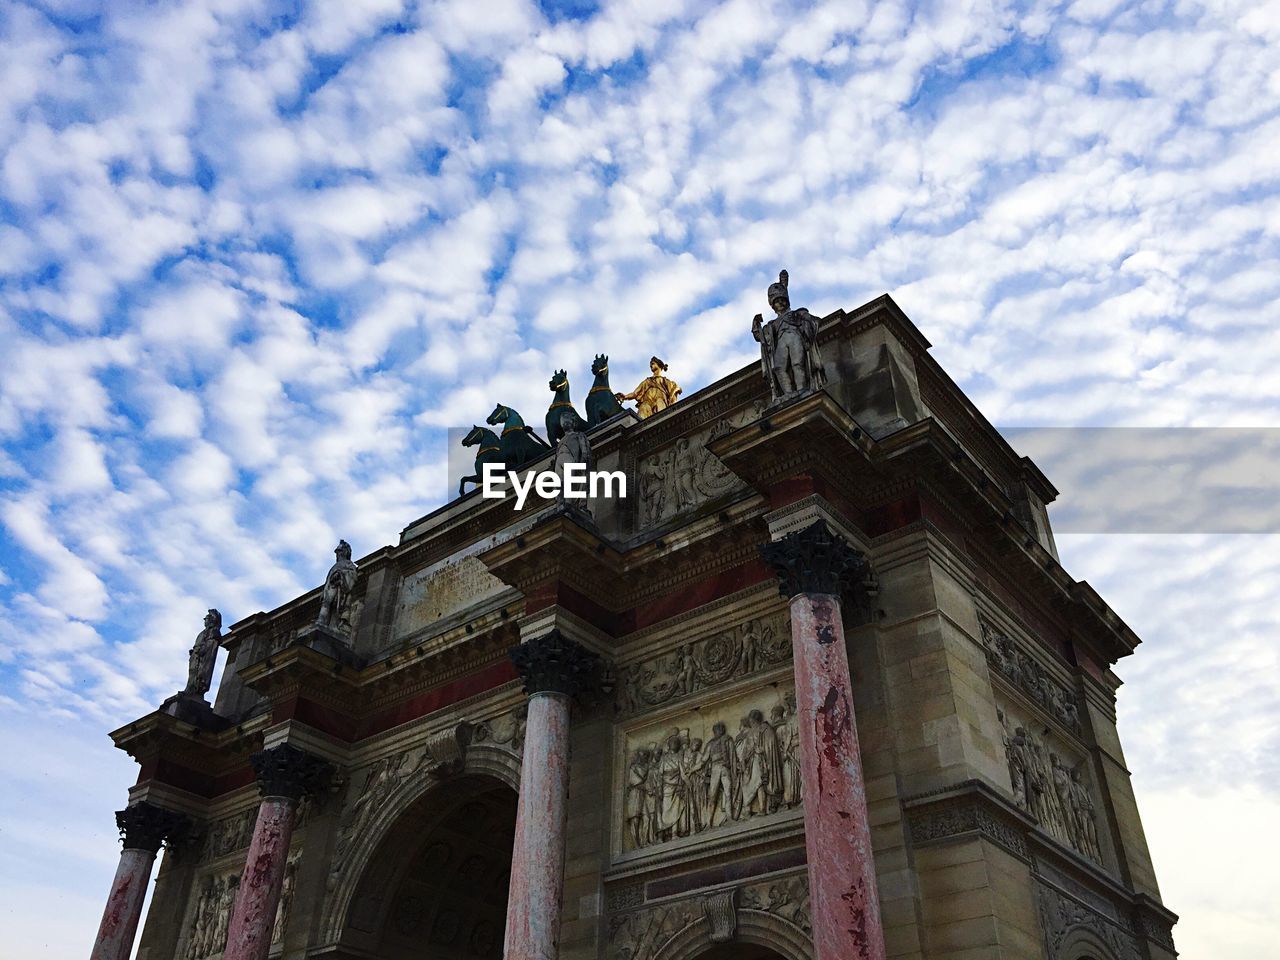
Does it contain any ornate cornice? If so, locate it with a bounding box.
[116,802,195,853]
[249,743,334,802]
[760,519,875,603]
[510,629,606,698]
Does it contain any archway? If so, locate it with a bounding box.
[338,774,517,959]
[695,945,789,960]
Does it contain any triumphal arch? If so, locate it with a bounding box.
[91,274,1179,960]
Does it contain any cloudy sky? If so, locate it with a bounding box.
[1,0,1277,955]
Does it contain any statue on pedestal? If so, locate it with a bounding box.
[317,540,359,635]
[552,409,593,515]
[752,270,826,404]
[184,609,222,698]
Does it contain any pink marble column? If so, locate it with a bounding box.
[763,520,886,960]
[223,744,331,960]
[504,629,601,960]
[90,804,184,960]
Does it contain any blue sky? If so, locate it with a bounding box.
[2,0,1278,956]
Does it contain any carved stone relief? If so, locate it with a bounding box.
[616,611,791,717]
[622,684,802,853]
[980,619,1081,734]
[271,856,298,944]
[636,401,764,528]
[184,869,240,960]
[999,701,1103,864]
[393,555,508,641]
[199,808,257,863]
[1037,883,1141,960]
[607,873,809,960]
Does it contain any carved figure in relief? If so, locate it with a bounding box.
[638,455,667,528]
[772,702,801,807]
[1070,767,1102,859]
[671,437,697,512]
[626,747,652,849]
[616,356,682,419]
[317,540,359,635]
[751,269,826,404]
[272,860,296,944]
[704,722,736,828]
[657,733,689,839]
[681,738,709,835]
[184,609,222,698]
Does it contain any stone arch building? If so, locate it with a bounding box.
[91,291,1178,960]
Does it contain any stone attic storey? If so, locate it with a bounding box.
[94,277,1178,960]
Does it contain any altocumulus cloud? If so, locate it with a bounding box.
[1,0,1278,956]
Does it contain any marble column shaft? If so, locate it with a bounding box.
[763,520,886,960]
[504,629,601,960]
[90,803,187,960]
[504,690,572,960]
[223,744,331,960]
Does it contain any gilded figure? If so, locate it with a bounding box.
[616,356,681,419]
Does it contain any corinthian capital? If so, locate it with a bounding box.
[250,744,334,802]
[115,802,193,853]
[509,629,603,698]
[760,519,874,602]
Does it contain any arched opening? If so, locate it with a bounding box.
[340,774,517,959]
[695,945,789,960]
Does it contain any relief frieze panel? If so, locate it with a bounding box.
[621,683,802,854]
[999,700,1104,865]
[184,869,240,960]
[636,401,765,528]
[979,619,1082,734]
[616,611,791,717]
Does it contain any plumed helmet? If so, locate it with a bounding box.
[767,269,789,306]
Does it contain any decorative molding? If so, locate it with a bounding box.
[250,743,334,802]
[509,628,604,698]
[903,781,1031,861]
[760,520,875,606]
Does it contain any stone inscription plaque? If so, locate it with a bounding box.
[622,683,802,853]
[393,555,507,641]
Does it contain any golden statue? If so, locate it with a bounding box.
[616,356,682,419]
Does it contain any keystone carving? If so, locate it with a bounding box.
[510,629,604,698]
[702,889,737,942]
[421,722,474,779]
[760,520,875,606]
[250,744,334,802]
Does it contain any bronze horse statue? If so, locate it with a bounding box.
[586,354,624,427]
[459,425,504,496]
[486,403,550,468]
[546,369,584,443]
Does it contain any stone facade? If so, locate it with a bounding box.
[99,292,1177,960]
